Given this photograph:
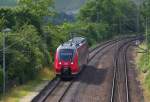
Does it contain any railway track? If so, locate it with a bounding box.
[32,36,137,102]
[110,37,141,102]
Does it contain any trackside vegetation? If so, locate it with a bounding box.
[0,0,142,99]
[137,0,150,100]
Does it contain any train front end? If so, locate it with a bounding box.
[54,46,79,78]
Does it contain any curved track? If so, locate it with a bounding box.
[32,36,138,102]
[110,37,140,102]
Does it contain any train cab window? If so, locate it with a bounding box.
[59,49,74,61]
[81,40,85,43]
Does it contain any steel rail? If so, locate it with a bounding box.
[124,43,133,102]
[110,39,130,102]
[110,37,141,102]
[32,77,61,102]
[89,36,137,53]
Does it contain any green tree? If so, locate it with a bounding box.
[141,0,150,45]
[0,24,50,84]
[78,0,138,33]
[142,0,150,17]
[18,0,54,17]
[0,8,42,33]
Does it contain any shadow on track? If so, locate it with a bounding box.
[77,65,108,85]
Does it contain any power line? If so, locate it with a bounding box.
[0,35,31,52]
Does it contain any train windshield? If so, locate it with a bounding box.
[59,49,74,61]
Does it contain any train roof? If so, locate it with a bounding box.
[69,37,86,43]
[57,43,76,50]
[57,37,86,50]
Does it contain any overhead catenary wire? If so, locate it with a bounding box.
[0,35,34,52]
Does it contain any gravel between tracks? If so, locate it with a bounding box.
[127,46,144,102]
[60,42,116,102]
[43,38,144,102]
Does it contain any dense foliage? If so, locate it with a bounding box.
[78,0,139,33]
[138,0,150,91]
[142,0,150,17]
[0,0,54,88]
[0,0,141,93]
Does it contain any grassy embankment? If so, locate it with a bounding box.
[0,68,55,102]
[136,42,150,102]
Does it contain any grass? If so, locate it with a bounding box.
[0,67,55,102]
[136,42,150,102]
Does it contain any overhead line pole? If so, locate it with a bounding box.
[2,28,11,95]
[146,17,148,49]
[145,17,150,68]
[136,4,140,33]
[2,31,6,95]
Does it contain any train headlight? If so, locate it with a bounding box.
[71,62,74,65]
[59,62,62,64]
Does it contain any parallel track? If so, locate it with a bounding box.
[110,37,141,102]
[32,36,137,102]
[31,77,61,102]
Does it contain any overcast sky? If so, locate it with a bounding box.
[54,0,87,14]
[131,0,144,6]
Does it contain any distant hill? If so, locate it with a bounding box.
[0,0,87,23]
[0,0,87,13]
[54,0,87,14]
[0,0,17,7]
[131,0,144,5]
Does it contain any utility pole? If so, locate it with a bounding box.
[97,12,100,23]
[146,17,148,65]
[145,17,150,67]
[96,0,99,23]
[2,28,11,95]
[146,17,148,48]
[119,17,122,34]
[2,30,6,95]
[136,5,140,33]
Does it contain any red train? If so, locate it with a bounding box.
[54,37,89,78]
